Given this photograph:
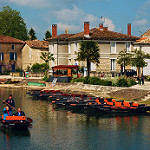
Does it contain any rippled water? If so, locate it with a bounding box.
[0,88,150,150]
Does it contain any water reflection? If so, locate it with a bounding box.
[0,88,150,150]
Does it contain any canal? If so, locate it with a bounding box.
[0,88,150,150]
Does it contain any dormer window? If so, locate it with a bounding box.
[12,45,15,50]
[110,42,116,53]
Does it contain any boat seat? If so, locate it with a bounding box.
[107,102,114,106]
[6,116,26,121]
[132,103,139,107]
[115,102,122,107]
[123,102,130,107]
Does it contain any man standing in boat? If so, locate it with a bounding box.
[3,95,15,113]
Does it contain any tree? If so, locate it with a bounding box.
[44,30,51,40]
[28,28,37,40]
[77,41,100,77]
[131,48,150,75]
[40,52,54,78]
[0,6,28,41]
[117,49,132,72]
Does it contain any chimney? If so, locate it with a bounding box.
[52,24,57,38]
[127,23,131,36]
[103,27,108,31]
[99,23,103,30]
[84,22,90,37]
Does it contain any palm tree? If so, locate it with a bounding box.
[117,49,132,73]
[77,41,100,77]
[40,52,54,78]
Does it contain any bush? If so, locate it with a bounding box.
[42,75,49,82]
[31,63,48,72]
[89,77,112,86]
[128,78,136,86]
[83,77,90,84]
[72,77,85,83]
[116,78,129,87]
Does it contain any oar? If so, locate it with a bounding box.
[3,101,33,123]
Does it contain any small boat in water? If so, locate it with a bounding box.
[0,115,32,129]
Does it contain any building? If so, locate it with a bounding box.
[22,40,49,70]
[0,35,25,73]
[133,30,150,75]
[47,22,138,74]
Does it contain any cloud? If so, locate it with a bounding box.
[57,22,81,32]
[6,0,77,8]
[133,19,148,26]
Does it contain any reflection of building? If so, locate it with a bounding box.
[47,22,138,73]
[133,30,150,75]
[22,40,49,70]
[0,35,25,72]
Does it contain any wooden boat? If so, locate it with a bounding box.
[0,115,32,129]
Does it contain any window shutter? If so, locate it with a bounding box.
[15,52,17,60]
[10,52,12,60]
[2,52,4,60]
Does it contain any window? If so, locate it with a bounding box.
[74,42,77,51]
[126,42,131,52]
[29,49,32,59]
[110,42,116,53]
[52,44,54,53]
[111,59,116,71]
[12,45,15,50]
[0,52,4,60]
[0,44,1,50]
[10,52,17,60]
[68,43,71,54]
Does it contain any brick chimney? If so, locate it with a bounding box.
[84,22,90,37]
[127,23,131,36]
[52,24,57,38]
[99,23,103,30]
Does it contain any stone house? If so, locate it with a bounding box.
[47,22,138,74]
[22,40,49,70]
[0,35,25,73]
[133,29,150,75]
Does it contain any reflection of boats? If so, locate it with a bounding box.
[1,115,32,129]
[0,127,30,137]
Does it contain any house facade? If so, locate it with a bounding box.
[0,35,25,73]
[47,22,138,74]
[133,30,150,75]
[22,40,49,70]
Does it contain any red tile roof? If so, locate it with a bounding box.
[26,40,49,49]
[0,35,25,43]
[47,33,74,40]
[47,28,139,42]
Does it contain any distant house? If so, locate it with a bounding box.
[47,22,138,74]
[22,40,49,70]
[0,35,25,73]
[133,29,150,75]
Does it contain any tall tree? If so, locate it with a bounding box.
[0,6,28,41]
[132,48,150,75]
[40,52,54,78]
[77,41,100,77]
[44,30,51,40]
[28,28,37,40]
[117,49,132,72]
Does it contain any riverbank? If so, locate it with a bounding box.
[0,80,150,103]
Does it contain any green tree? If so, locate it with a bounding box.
[40,52,54,78]
[28,28,37,40]
[44,30,51,40]
[0,6,28,41]
[77,41,100,77]
[132,48,150,75]
[117,49,132,72]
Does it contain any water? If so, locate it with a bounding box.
[0,88,150,150]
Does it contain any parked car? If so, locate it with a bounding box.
[121,69,137,77]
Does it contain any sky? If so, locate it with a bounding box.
[0,0,150,40]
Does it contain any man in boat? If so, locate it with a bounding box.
[3,95,15,113]
[13,108,25,116]
[2,106,11,120]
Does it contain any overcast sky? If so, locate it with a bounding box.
[0,0,150,40]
